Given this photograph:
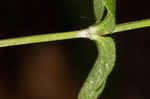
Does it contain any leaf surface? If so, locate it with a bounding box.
[78,0,116,99]
[99,0,116,33]
[78,37,116,99]
[93,0,105,23]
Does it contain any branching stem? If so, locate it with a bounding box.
[0,18,150,47]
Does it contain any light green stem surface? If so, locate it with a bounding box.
[0,19,150,47]
[114,18,150,33]
[0,31,81,47]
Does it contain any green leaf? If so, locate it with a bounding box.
[93,0,116,34]
[78,0,116,99]
[93,0,105,23]
[99,0,116,33]
[78,37,116,99]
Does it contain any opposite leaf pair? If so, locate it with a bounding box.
[78,0,116,99]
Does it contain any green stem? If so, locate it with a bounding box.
[0,31,81,47]
[0,18,150,47]
[113,18,150,33]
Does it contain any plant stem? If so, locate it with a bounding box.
[0,19,150,47]
[0,31,81,47]
[113,18,150,33]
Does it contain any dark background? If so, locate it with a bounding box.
[0,0,150,99]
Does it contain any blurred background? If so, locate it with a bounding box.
[0,0,150,99]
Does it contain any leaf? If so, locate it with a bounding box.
[78,37,116,99]
[78,0,116,99]
[99,0,116,33]
[94,0,116,34]
[93,0,105,23]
